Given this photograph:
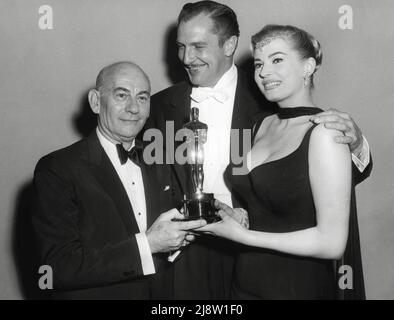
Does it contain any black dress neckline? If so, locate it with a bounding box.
[278,107,323,119]
[248,123,317,174]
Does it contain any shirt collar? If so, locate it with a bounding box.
[96,128,135,165]
[194,63,237,92]
[190,64,237,104]
[213,63,237,91]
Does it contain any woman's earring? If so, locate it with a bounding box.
[303,72,310,87]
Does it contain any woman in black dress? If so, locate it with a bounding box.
[198,25,364,299]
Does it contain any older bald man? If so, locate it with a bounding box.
[32,61,204,299]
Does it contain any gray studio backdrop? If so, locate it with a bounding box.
[0,0,393,299]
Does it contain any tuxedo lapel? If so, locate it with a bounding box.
[85,132,139,235]
[169,82,193,128]
[232,78,254,130]
[230,70,255,167]
[168,83,193,194]
[230,68,271,165]
[139,162,159,228]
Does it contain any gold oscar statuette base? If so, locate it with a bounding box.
[182,192,220,224]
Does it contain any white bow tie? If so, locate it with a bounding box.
[190,87,229,104]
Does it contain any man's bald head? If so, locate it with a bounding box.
[88,61,151,149]
[95,61,151,92]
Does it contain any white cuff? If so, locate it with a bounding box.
[351,136,370,173]
[135,233,155,275]
[167,250,182,263]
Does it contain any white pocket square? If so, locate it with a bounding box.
[163,185,170,191]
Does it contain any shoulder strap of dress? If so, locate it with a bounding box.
[301,123,319,148]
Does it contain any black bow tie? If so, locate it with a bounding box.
[116,142,142,166]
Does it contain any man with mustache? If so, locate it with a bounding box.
[146,1,372,299]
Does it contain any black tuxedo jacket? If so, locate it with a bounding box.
[32,131,179,299]
[145,68,272,299]
[145,67,372,299]
[147,69,273,201]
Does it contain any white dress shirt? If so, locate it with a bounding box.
[97,128,155,275]
[190,64,237,207]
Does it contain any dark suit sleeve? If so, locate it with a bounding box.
[32,158,146,291]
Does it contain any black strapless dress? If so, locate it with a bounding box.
[225,110,365,299]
